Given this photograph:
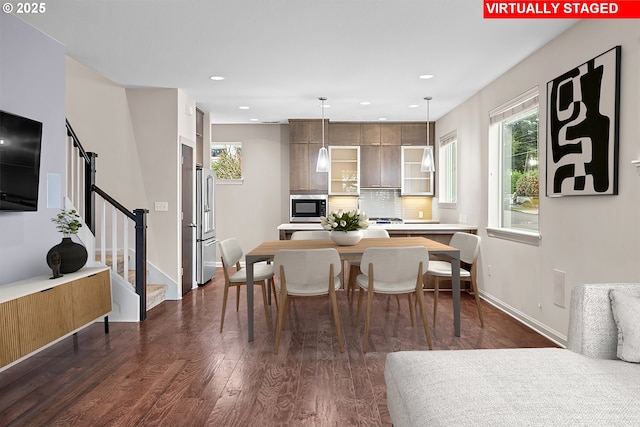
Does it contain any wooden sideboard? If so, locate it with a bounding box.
[0,267,111,371]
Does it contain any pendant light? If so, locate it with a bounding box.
[316,97,329,173]
[421,96,435,173]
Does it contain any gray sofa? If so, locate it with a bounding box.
[385,283,640,426]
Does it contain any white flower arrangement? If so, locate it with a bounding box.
[320,209,369,232]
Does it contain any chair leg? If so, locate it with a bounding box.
[270,279,279,310]
[470,276,484,327]
[261,281,272,331]
[274,293,288,353]
[433,276,440,325]
[220,283,230,333]
[356,287,365,326]
[329,288,345,352]
[236,285,241,311]
[407,293,415,327]
[415,290,433,350]
[363,287,375,353]
[395,294,400,308]
[348,264,359,309]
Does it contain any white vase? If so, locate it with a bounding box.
[330,230,363,246]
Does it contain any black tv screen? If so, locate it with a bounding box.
[0,110,43,211]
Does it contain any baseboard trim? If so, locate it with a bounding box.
[479,291,567,348]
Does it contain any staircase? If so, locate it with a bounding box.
[102,254,168,311]
[66,119,160,320]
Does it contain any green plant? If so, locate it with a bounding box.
[51,209,83,236]
[321,210,369,232]
[515,170,539,197]
[211,145,242,179]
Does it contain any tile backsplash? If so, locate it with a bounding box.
[328,189,432,220]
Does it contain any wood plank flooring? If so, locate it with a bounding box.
[0,268,557,426]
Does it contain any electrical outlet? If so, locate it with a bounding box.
[155,201,169,212]
[487,264,492,276]
[553,269,566,308]
[418,211,424,219]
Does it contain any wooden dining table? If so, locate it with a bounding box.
[244,236,462,342]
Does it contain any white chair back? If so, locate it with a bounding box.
[360,246,429,283]
[449,232,481,264]
[219,238,243,268]
[290,230,331,240]
[362,228,390,238]
[274,248,341,295]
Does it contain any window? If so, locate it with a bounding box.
[211,142,242,181]
[488,88,539,243]
[438,131,457,206]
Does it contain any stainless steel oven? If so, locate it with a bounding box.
[290,194,328,222]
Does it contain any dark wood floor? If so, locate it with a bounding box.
[0,268,556,426]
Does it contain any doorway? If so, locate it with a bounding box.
[181,143,194,295]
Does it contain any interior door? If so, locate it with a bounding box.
[181,143,194,295]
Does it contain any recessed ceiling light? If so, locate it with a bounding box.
[378,117,388,121]
[408,104,419,108]
[209,76,225,81]
[250,118,259,122]
[239,106,250,110]
[418,74,434,80]
[360,101,371,105]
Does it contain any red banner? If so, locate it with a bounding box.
[484,1,640,18]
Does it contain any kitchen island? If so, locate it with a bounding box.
[277,222,477,243]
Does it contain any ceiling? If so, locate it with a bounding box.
[18,1,576,124]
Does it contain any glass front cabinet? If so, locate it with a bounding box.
[401,146,434,195]
[328,146,360,195]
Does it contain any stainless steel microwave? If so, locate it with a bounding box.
[290,194,328,222]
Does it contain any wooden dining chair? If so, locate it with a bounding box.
[219,238,278,333]
[427,232,483,326]
[273,248,344,353]
[346,228,390,307]
[356,246,432,352]
[290,230,331,240]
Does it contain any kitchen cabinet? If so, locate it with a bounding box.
[401,146,434,195]
[381,124,402,145]
[361,124,381,145]
[401,123,426,145]
[289,119,328,193]
[361,145,401,188]
[329,146,359,195]
[329,123,361,146]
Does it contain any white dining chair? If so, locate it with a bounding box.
[356,246,432,353]
[273,248,344,353]
[427,232,483,326]
[219,238,277,333]
[347,228,390,307]
[290,230,331,240]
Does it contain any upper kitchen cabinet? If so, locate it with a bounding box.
[401,122,432,145]
[329,123,361,146]
[361,145,401,188]
[361,124,380,145]
[381,123,402,145]
[289,119,329,193]
[401,146,434,195]
[329,146,359,195]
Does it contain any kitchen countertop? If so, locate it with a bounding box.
[277,222,478,241]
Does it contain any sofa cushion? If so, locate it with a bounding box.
[610,290,640,362]
[385,348,640,427]
[567,283,640,359]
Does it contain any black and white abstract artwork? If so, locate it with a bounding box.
[546,46,620,197]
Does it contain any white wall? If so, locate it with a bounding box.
[211,124,289,255]
[436,19,640,342]
[0,14,66,285]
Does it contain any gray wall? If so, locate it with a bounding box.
[0,14,66,285]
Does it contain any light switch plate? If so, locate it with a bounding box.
[553,269,566,308]
[155,201,169,212]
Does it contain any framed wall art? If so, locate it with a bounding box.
[546,45,620,197]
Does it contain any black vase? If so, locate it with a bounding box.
[47,237,88,274]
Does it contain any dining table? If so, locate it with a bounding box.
[244,236,461,342]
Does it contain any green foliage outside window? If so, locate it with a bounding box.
[211,144,242,179]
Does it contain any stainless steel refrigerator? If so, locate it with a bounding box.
[196,166,217,285]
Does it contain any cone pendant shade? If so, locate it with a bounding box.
[316,146,329,173]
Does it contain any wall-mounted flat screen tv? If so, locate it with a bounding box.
[0,110,43,211]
